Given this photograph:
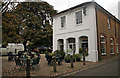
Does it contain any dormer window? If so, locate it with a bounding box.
[76,11,82,24]
[61,16,66,28]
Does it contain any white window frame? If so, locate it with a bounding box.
[117,40,119,53]
[110,38,114,54]
[76,11,82,25]
[107,18,110,29]
[100,35,106,55]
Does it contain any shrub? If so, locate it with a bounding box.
[64,54,70,63]
[49,53,55,56]
[74,54,81,62]
[45,51,49,55]
[79,48,88,56]
[65,54,75,63]
[79,48,83,54]
[54,50,65,59]
[84,52,88,56]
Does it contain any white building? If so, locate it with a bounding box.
[53,1,98,62]
[53,1,120,62]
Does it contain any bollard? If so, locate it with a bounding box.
[70,55,74,68]
[53,56,56,72]
[26,59,30,78]
[83,54,85,65]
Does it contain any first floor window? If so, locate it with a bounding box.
[76,11,82,24]
[61,16,66,28]
[100,35,106,55]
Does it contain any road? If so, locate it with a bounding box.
[64,57,120,76]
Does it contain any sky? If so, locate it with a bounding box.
[43,0,120,18]
[20,0,120,18]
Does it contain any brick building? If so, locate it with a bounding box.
[96,3,120,59]
[53,1,120,62]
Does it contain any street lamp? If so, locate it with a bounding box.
[26,40,30,53]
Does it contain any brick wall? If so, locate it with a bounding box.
[96,8,120,59]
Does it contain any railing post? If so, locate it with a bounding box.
[26,58,30,78]
[70,55,74,68]
[83,54,85,65]
[53,56,56,72]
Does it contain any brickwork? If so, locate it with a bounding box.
[96,7,120,59]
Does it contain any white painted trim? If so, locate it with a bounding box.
[111,52,114,55]
[101,53,106,55]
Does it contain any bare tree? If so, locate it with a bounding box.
[0,0,18,14]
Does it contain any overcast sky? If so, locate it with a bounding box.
[20,0,120,18]
[42,0,120,18]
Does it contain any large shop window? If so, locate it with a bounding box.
[110,38,114,54]
[100,35,106,55]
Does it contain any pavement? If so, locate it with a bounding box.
[59,56,120,77]
[1,54,120,77]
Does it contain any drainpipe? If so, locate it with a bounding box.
[95,5,100,61]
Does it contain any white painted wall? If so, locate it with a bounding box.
[53,4,98,62]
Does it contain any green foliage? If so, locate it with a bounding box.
[84,52,88,56]
[45,51,50,55]
[54,50,65,59]
[64,54,71,63]
[49,53,55,56]
[79,48,88,56]
[79,48,83,53]
[74,54,82,62]
[74,54,80,59]
[65,54,76,63]
[2,2,57,48]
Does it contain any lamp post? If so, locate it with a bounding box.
[68,48,74,68]
[83,46,86,65]
[26,40,30,52]
[26,40,30,77]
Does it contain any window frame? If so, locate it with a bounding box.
[61,16,66,28]
[117,40,119,53]
[75,11,82,25]
[107,18,111,29]
[110,38,114,54]
[100,35,106,55]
